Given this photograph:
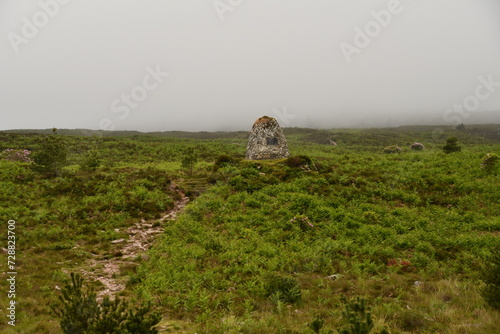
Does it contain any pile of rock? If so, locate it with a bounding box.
[246,116,290,160]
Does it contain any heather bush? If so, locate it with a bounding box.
[410,142,424,151]
[289,215,315,231]
[481,153,499,174]
[383,146,402,154]
[2,149,32,162]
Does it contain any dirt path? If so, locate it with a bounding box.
[79,186,189,299]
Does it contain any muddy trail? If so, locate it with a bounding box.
[78,185,190,299]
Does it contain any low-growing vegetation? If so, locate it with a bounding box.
[51,273,160,334]
[0,125,498,333]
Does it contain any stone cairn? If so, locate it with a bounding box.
[246,116,290,160]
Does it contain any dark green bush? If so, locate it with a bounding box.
[181,147,198,176]
[308,317,325,334]
[32,129,68,176]
[213,154,240,170]
[264,274,302,304]
[338,296,389,334]
[442,137,461,154]
[481,246,500,309]
[309,297,389,334]
[51,273,99,334]
[80,150,101,171]
[51,273,160,334]
[285,155,313,168]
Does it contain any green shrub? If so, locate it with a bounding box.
[51,273,160,334]
[442,137,461,154]
[285,155,313,168]
[396,309,426,332]
[213,154,240,170]
[181,147,198,176]
[481,153,499,174]
[32,129,68,176]
[307,297,389,334]
[80,150,101,171]
[382,146,401,154]
[338,296,389,334]
[51,273,99,333]
[481,246,500,309]
[308,317,325,334]
[264,274,301,304]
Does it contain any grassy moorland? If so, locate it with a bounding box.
[0,125,499,333]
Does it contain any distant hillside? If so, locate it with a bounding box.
[2,124,500,143]
[284,124,500,145]
[0,128,249,140]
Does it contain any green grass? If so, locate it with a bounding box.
[0,126,498,333]
[137,148,499,333]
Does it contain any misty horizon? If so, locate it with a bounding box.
[1,1,500,132]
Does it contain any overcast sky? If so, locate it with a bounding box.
[1,0,499,132]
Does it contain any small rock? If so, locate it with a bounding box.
[326,274,343,280]
[111,239,125,244]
